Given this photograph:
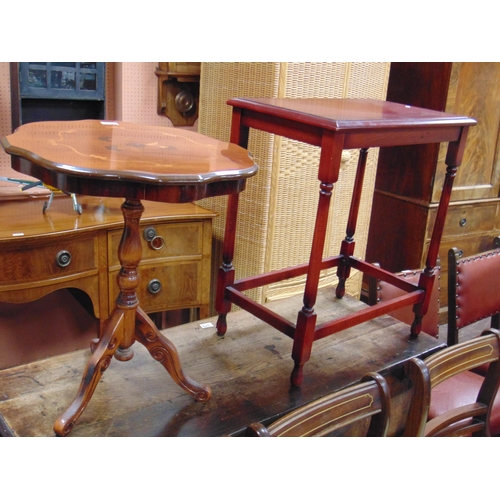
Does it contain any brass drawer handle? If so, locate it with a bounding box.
[143,226,165,250]
[143,226,156,241]
[150,235,165,250]
[56,250,72,267]
[147,279,162,294]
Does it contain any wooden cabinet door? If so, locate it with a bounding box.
[433,62,500,203]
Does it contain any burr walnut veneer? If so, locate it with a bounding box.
[1,120,257,435]
[216,97,476,387]
[0,195,216,369]
[366,63,500,315]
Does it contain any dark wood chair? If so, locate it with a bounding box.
[417,247,500,436]
[447,247,500,346]
[245,372,391,437]
[403,330,500,437]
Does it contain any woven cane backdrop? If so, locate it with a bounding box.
[198,62,390,313]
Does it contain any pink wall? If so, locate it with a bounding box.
[113,63,171,125]
[0,62,183,194]
[0,62,14,188]
[111,62,197,130]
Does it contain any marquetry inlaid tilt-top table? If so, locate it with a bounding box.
[1,120,257,436]
[215,98,476,386]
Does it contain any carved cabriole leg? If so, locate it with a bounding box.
[118,198,211,402]
[54,198,211,436]
[135,307,211,402]
[53,310,125,436]
[53,199,144,435]
[215,192,240,337]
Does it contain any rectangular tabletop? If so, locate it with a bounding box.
[228,97,476,149]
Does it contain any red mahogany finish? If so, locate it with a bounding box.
[216,97,476,386]
[2,120,257,436]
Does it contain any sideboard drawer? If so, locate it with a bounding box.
[107,221,204,267]
[0,235,98,286]
[0,196,215,368]
[426,202,498,241]
[108,261,204,313]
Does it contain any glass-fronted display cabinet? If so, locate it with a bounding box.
[11,62,106,128]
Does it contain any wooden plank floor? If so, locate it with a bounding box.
[0,287,444,437]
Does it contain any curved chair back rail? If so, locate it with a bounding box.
[404,330,500,437]
[448,247,500,346]
[245,372,391,437]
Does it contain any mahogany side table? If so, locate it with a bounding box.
[1,120,257,436]
[215,97,476,386]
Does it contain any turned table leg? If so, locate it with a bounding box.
[412,130,469,336]
[291,180,334,386]
[53,199,211,436]
[215,192,240,337]
[336,148,368,298]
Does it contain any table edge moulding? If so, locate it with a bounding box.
[1,119,257,436]
[215,97,476,387]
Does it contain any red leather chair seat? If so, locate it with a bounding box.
[429,371,500,436]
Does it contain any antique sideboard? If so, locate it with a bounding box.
[0,194,216,368]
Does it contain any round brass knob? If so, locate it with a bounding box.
[175,90,195,114]
[147,279,162,294]
[56,250,72,267]
[143,226,164,250]
[143,226,156,242]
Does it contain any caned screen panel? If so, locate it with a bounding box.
[265,62,390,302]
[197,62,390,313]
[197,63,281,307]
